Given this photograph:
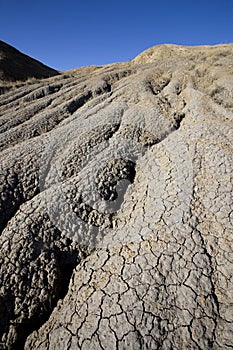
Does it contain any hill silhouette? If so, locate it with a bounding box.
[0,40,58,82]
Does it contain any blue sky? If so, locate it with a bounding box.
[1,0,232,71]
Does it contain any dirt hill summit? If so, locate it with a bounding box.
[0,42,232,349]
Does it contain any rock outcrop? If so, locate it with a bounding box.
[0,44,232,349]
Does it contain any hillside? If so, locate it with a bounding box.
[0,43,232,349]
[0,40,59,82]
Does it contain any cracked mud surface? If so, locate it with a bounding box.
[0,44,233,349]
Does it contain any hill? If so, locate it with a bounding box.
[0,40,59,82]
[0,42,232,349]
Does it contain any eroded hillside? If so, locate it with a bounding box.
[0,44,232,349]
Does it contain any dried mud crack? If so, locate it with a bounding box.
[0,43,233,349]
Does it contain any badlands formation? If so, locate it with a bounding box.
[0,42,232,349]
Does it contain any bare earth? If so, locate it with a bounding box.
[0,44,232,349]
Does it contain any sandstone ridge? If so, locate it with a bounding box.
[0,43,232,349]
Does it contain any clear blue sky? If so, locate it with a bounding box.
[1,0,232,71]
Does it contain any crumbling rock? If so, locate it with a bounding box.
[0,44,232,349]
